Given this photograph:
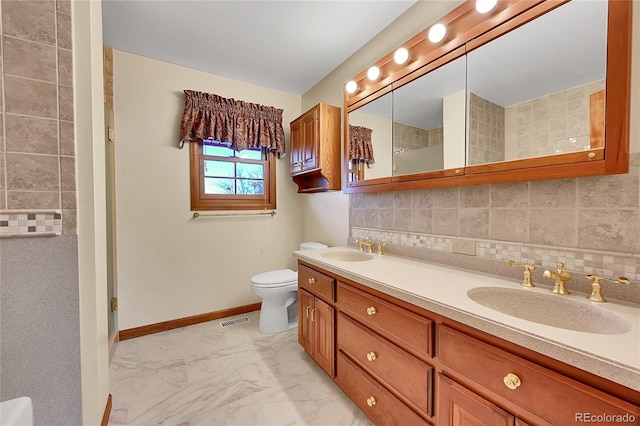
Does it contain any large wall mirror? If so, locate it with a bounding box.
[343,0,631,192]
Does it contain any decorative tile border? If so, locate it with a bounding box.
[0,210,63,238]
[352,227,640,282]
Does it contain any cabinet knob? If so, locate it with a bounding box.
[503,373,522,390]
[366,306,377,316]
[366,351,377,362]
[308,277,316,284]
[588,152,596,159]
[366,396,376,407]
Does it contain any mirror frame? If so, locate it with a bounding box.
[343,0,632,193]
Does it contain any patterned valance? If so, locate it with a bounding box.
[179,90,286,158]
[349,125,375,164]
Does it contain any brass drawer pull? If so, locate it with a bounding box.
[366,306,377,316]
[503,373,522,390]
[308,277,316,284]
[366,352,377,361]
[311,308,317,322]
[305,305,311,319]
[366,396,376,407]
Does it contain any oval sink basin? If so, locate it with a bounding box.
[320,250,374,262]
[467,287,632,335]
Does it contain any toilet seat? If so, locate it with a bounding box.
[251,269,298,288]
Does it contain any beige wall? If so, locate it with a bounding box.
[74,0,112,423]
[300,1,463,246]
[113,50,304,329]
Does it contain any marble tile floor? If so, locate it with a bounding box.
[109,311,373,426]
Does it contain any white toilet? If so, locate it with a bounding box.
[251,242,328,333]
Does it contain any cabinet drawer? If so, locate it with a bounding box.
[298,264,334,301]
[337,282,433,360]
[336,352,430,426]
[439,326,640,425]
[337,313,433,417]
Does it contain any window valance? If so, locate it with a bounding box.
[348,125,375,165]
[179,90,286,158]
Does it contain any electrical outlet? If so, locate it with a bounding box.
[453,238,476,256]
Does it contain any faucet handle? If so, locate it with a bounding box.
[507,260,536,288]
[586,274,630,303]
[376,241,386,255]
[354,238,364,251]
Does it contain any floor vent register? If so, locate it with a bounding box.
[220,316,251,328]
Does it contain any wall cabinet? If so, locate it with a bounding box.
[290,103,341,193]
[297,260,640,426]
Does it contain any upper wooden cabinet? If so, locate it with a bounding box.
[290,103,341,193]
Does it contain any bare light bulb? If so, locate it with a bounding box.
[428,23,447,43]
[345,80,358,94]
[476,0,498,13]
[367,66,381,81]
[394,48,409,65]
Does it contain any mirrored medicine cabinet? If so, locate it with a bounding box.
[343,0,632,193]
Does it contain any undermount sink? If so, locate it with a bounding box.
[467,287,632,335]
[320,250,374,262]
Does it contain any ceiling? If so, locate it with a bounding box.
[101,0,417,95]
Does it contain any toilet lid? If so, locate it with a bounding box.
[251,269,298,288]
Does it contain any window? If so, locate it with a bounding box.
[190,139,276,210]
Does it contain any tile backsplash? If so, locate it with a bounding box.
[350,152,640,286]
[0,0,76,234]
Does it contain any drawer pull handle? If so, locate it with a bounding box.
[305,305,311,319]
[308,277,316,284]
[366,306,377,316]
[311,308,317,322]
[503,373,522,390]
[366,397,376,407]
[366,352,377,361]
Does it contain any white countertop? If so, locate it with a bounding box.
[294,247,640,391]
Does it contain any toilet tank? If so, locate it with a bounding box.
[299,242,328,250]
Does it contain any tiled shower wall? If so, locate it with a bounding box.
[0,0,76,234]
[505,80,604,160]
[393,122,443,153]
[468,92,505,165]
[350,152,640,282]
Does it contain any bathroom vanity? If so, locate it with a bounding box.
[295,248,640,425]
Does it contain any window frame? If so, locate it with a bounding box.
[189,141,276,211]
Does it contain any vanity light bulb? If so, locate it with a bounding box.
[367,66,381,81]
[475,0,498,13]
[428,23,447,43]
[394,48,409,65]
[346,80,358,94]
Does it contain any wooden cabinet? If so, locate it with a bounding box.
[437,374,515,426]
[296,261,640,426]
[297,265,336,377]
[438,325,640,426]
[290,103,341,193]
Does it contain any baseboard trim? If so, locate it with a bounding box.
[119,302,261,340]
[101,394,112,426]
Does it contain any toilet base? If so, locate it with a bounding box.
[258,296,298,334]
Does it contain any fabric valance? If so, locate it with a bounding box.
[179,90,286,158]
[348,125,375,164]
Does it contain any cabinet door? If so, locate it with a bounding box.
[313,297,335,377]
[290,119,303,174]
[437,374,515,426]
[298,289,314,355]
[301,110,318,171]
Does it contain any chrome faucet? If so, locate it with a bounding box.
[543,262,572,295]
